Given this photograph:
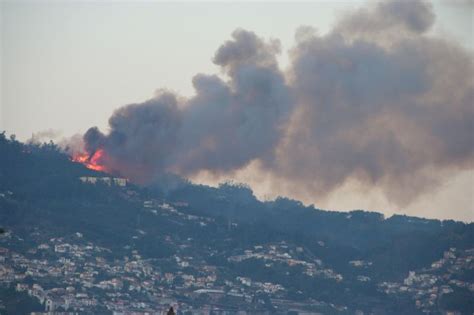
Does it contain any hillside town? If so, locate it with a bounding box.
[378,247,474,313]
[0,149,472,314]
[1,206,473,315]
[0,228,346,314]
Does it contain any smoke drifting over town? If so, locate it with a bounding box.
[79,0,473,208]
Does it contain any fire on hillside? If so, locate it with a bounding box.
[72,149,108,173]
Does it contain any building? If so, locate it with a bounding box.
[79,176,127,187]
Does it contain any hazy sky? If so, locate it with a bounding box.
[1,0,473,221]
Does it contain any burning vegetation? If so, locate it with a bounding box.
[72,149,108,173]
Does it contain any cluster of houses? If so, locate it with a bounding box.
[79,176,127,187]
[228,242,344,282]
[0,230,324,314]
[378,247,474,312]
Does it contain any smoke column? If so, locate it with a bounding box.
[79,0,474,209]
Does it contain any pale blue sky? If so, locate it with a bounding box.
[1,0,472,140]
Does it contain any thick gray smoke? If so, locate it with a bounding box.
[277,0,473,205]
[82,29,292,183]
[81,0,474,206]
[175,30,292,174]
[83,92,181,182]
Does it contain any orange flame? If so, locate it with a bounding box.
[72,149,108,172]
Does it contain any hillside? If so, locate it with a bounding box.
[0,133,473,314]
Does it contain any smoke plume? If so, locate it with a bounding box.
[79,0,474,208]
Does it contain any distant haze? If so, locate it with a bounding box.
[1,0,473,221]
